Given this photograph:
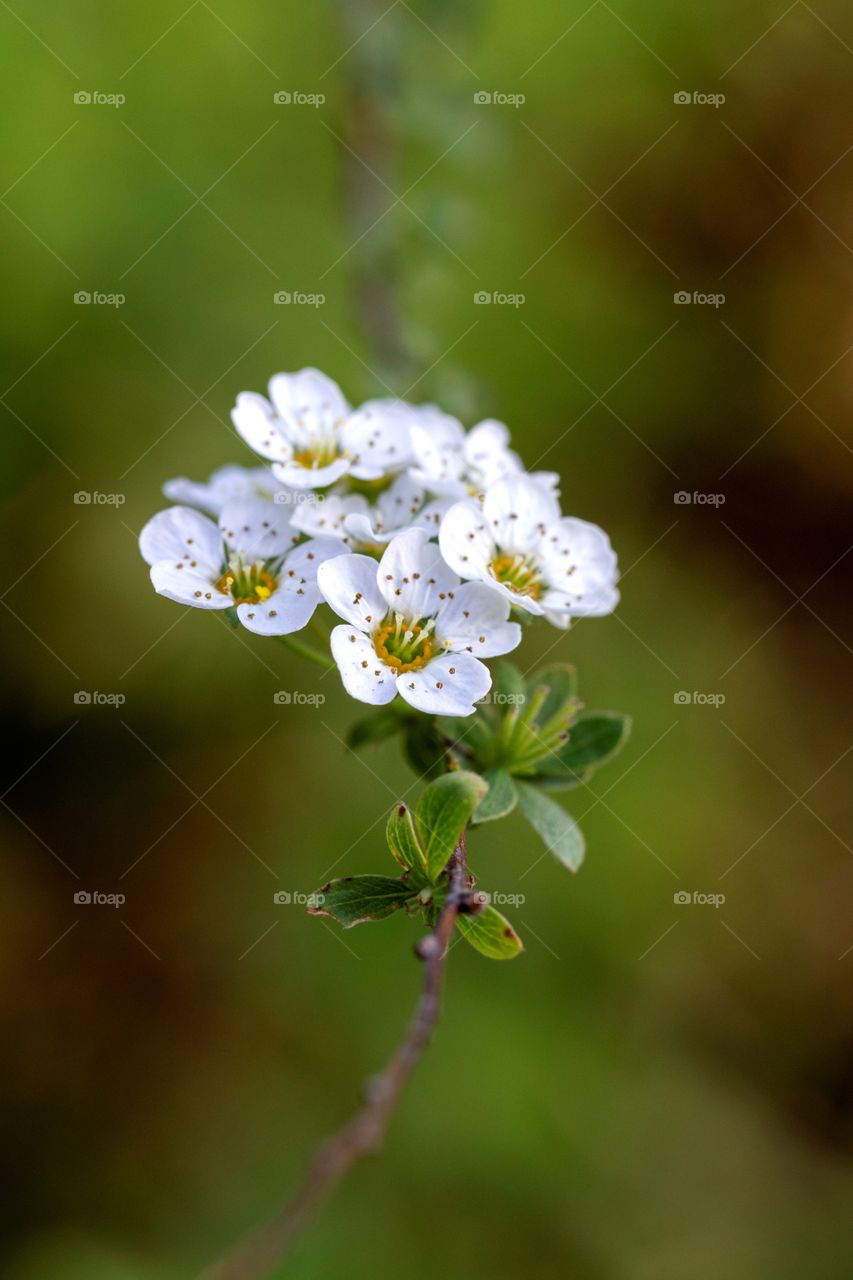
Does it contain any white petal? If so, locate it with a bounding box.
[273,456,351,490]
[330,625,398,705]
[283,536,350,585]
[139,506,222,571]
[434,582,522,658]
[482,474,560,554]
[162,465,283,517]
[150,562,230,609]
[342,512,390,547]
[237,583,319,636]
[376,528,458,617]
[463,419,522,488]
[397,652,490,717]
[318,553,388,628]
[342,400,414,479]
[374,472,425,531]
[231,392,293,464]
[411,496,453,535]
[291,492,364,543]
[267,368,350,444]
[538,517,619,618]
[218,499,298,559]
[438,501,494,580]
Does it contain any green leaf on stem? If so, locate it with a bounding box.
[347,708,404,751]
[534,713,631,788]
[307,875,414,927]
[515,783,586,872]
[526,663,578,726]
[456,907,524,959]
[386,803,427,873]
[473,768,517,824]
[415,770,488,882]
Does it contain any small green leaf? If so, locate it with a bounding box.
[307,875,413,927]
[473,768,517,824]
[526,663,578,726]
[346,709,403,750]
[535,713,630,786]
[493,661,527,706]
[403,720,447,779]
[456,907,524,959]
[516,783,586,872]
[416,770,489,881]
[386,803,426,872]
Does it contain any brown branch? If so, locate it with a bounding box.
[201,832,474,1280]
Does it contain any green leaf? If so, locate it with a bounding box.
[403,720,447,780]
[473,768,517,824]
[346,709,403,751]
[526,663,578,726]
[516,783,586,872]
[535,713,630,786]
[416,770,489,881]
[386,803,426,872]
[491,661,528,712]
[307,875,413,927]
[456,907,524,959]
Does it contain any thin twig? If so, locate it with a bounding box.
[201,832,473,1280]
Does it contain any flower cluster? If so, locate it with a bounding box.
[140,367,620,715]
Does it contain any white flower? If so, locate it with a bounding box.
[291,472,451,550]
[439,474,619,629]
[139,498,344,636]
[408,409,558,499]
[162,464,286,516]
[232,368,413,490]
[317,527,521,716]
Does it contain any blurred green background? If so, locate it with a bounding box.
[3,2,853,1276]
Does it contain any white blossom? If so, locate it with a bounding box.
[232,369,413,490]
[439,474,618,629]
[162,464,287,516]
[291,472,451,551]
[317,527,521,715]
[139,499,344,636]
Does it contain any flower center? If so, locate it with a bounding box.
[292,442,345,471]
[489,552,542,599]
[374,614,436,673]
[216,556,277,604]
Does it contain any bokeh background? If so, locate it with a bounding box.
[3,2,853,1276]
